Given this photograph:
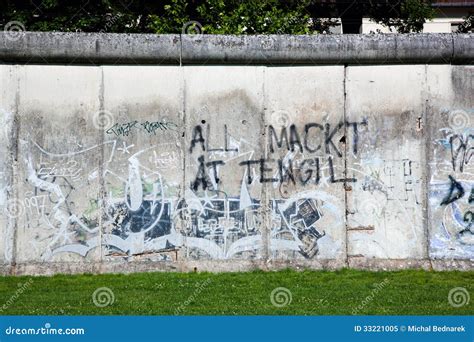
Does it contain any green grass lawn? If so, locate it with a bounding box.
[0,269,472,315]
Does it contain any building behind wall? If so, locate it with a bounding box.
[363,0,474,33]
[323,0,474,33]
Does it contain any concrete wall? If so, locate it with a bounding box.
[0,33,473,275]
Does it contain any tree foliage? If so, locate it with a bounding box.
[367,0,435,33]
[0,0,436,34]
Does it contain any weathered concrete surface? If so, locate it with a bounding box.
[0,65,17,270]
[0,33,473,275]
[181,34,457,64]
[15,65,102,265]
[345,65,427,259]
[264,66,346,264]
[184,66,265,261]
[102,66,184,263]
[1,33,473,65]
[0,32,181,64]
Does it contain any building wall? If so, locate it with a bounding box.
[0,35,472,275]
[361,7,472,33]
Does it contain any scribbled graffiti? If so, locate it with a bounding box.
[438,175,473,245]
[20,117,356,261]
[430,124,474,258]
[17,109,472,263]
[441,175,465,205]
[450,134,473,173]
[106,120,178,137]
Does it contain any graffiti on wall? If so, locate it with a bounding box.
[18,116,371,261]
[430,118,473,258]
[20,109,473,262]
